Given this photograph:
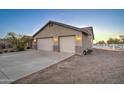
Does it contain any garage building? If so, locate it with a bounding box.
[32,21,94,55]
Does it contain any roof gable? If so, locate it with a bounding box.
[33,21,94,39]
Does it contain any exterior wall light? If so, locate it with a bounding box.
[75,35,81,41]
[33,39,36,43]
[53,36,58,42]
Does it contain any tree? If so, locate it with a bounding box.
[119,35,124,43]
[5,32,30,51]
[97,40,106,44]
[107,38,120,44]
[5,32,18,48]
[113,38,121,44]
[107,38,114,44]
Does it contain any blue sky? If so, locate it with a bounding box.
[0,9,124,42]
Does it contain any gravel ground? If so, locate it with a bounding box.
[12,49,124,84]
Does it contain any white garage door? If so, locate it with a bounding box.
[37,38,53,51]
[60,36,75,53]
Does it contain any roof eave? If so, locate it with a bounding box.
[33,20,92,38]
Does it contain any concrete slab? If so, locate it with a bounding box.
[0,69,12,84]
[0,50,73,84]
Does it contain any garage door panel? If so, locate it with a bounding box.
[37,38,53,51]
[60,36,75,53]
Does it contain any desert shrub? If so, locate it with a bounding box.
[5,32,30,52]
[3,49,8,53]
[0,50,3,54]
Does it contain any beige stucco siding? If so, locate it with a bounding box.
[87,36,92,49]
[82,34,92,49]
[34,24,82,39]
[82,34,87,50]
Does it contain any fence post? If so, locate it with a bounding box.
[112,44,115,50]
[123,44,124,50]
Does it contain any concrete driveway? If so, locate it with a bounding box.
[0,50,73,84]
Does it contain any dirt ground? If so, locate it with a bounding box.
[12,49,124,84]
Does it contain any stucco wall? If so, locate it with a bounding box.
[33,24,82,39]
[87,36,93,49]
[82,34,92,50]
[82,34,87,50]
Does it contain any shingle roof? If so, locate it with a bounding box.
[33,20,94,39]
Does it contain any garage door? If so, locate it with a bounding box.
[37,38,53,51]
[60,36,75,53]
